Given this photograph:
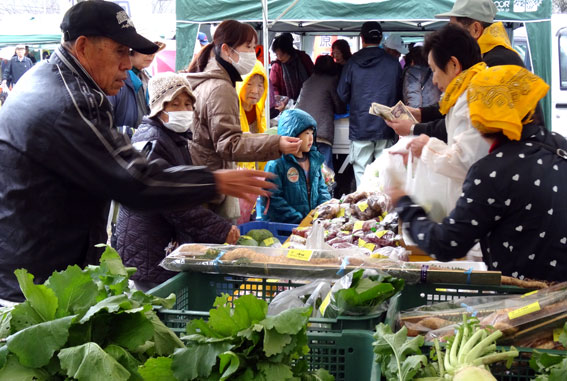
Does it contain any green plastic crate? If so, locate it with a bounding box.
[385,282,529,329]
[385,283,567,380]
[149,272,385,330]
[144,303,380,381]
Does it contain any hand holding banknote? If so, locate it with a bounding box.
[369,100,417,123]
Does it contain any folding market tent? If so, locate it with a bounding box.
[176,0,553,126]
[0,15,61,47]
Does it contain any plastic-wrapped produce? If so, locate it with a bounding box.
[313,199,340,220]
[367,192,392,214]
[352,199,380,220]
[291,226,311,238]
[342,191,368,204]
[327,234,354,246]
[288,234,307,245]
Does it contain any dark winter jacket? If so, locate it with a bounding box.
[115,117,232,284]
[2,55,33,86]
[337,46,402,141]
[261,110,331,224]
[296,73,346,144]
[415,45,529,141]
[108,70,150,130]
[0,46,217,301]
[269,50,314,100]
[402,65,441,108]
[397,124,567,282]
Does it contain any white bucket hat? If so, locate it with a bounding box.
[384,35,408,55]
[148,72,196,118]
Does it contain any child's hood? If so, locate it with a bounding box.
[277,109,317,138]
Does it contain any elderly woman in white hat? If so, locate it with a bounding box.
[114,72,240,291]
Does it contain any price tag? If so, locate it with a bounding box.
[358,201,369,212]
[241,235,253,241]
[262,237,277,246]
[370,253,387,259]
[313,211,319,219]
[508,301,541,320]
[341,230,350,235]
[358,239,376,251]
[282,242,291,248]
[324,230,329,237]
[376,230,388,238]
[287,249,313,261]
[319,291,332,316]
[521,290,538,298]
[554,328,562,342]
[337,208,345,218]
[354,221,364,231]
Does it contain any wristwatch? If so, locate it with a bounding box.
[409,124,416,135]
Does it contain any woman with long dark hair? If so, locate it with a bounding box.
[185,20,301,220]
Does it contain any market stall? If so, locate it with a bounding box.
[175,0,553,127]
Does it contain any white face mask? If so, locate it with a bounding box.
[162,111,193,133]
[229,48,257,76]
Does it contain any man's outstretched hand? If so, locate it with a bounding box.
[214,169,276,204]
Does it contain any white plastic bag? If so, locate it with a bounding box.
[405,153,450,223]
[359,137,413,193]
[267,280,331,317]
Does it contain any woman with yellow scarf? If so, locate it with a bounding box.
[387,64,566,282]
[404,24,490,219]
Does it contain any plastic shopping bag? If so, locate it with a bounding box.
[359,137,413,193]
[405,153,450,223]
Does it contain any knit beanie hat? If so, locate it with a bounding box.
[148,72,196,118]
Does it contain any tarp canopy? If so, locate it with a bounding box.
[176,0,552,126]
[0,15,61,47]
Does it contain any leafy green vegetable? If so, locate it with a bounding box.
[373,323,429,381]
[171,294,331,381]
[0,245,183,380]
[237,235,258,246]
[139,357,176,380]
[530,323,567,381]
[6,315,74,368]
[58,342,131,381]
[246,229,273,243]
[374,315,519,381]
[325,269,404,318]
[14,269,58,322]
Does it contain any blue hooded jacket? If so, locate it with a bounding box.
[337,46,402,141]
[261,110,331,224]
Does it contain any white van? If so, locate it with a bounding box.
[551,14,567,137]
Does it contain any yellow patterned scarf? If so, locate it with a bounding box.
[439,62,488,115]
[467,65,549,140]
[477,22,515,56]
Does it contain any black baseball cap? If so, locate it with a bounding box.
[60,1,158,55]
[360,21,383,42]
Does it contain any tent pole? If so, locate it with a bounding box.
[262,0,270,130]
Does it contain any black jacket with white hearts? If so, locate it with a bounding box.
[397,124,567,281]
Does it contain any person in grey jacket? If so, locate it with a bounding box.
[297,55,346,170]
[402,46,441,108]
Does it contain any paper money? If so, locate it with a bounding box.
[369,100,417,123]
[369,103,395,121]
[391,100,418,123]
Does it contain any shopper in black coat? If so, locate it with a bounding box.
[115,72,239,291]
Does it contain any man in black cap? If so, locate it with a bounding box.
[0,0,273,303]
[337,21,402,186]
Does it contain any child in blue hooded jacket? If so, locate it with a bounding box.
[261,109,331,223]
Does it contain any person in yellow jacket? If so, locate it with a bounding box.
[236,60,269,170]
